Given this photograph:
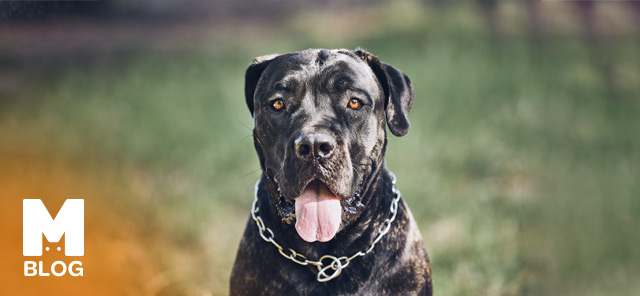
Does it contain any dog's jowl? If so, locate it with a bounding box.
[231,49,432,295]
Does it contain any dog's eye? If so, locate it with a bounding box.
[348,98,362,110]
[272,99,285,111]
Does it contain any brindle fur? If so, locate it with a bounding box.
[230,49,432,295]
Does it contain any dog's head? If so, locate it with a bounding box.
[245,49,414,242]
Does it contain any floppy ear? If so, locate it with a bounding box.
[244,54,280,116]
[354,50,414,137]
[381,63,414,136]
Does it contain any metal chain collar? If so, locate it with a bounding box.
[250,172,401,282]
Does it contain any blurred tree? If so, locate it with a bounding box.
[0,1,111,20]
[477,0,500,40]
[524,0,542,42]
[630,2,640,35]
[573,1,619,100]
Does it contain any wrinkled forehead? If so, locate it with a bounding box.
[258,49,378,94]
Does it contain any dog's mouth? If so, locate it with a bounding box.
[270,174,366,242]
[294,180,341,242]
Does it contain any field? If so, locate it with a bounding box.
[1,2,639,295]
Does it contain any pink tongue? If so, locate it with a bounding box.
[295,181,342,242]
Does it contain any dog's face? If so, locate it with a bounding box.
[245,49,413,242]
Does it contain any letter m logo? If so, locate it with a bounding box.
[23,199,84,256]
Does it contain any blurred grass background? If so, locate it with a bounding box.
[1,0,639,295]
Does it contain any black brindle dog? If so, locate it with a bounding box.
[230,49,432,295]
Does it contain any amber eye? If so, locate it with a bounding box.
[348,98,361,110]
[272,99,285,111]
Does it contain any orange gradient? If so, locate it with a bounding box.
[0,154,159,295]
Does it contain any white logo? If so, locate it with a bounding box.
[23,199,84,277]
[23,199,84,256]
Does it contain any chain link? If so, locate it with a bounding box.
[250,171,402,282]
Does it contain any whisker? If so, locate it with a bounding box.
[235,116,253,131]
[239,168,262,180]
[241,174,262,199]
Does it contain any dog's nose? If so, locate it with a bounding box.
[294,133,336,160]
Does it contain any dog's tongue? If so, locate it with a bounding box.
[295,181,342,242]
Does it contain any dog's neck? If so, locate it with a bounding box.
[255,162,395,262]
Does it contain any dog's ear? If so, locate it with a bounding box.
[245,54,280,116]
[380,62,414,136]
[354,49,414,137]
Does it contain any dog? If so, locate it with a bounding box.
[230,49,432,295]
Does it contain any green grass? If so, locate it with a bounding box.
[2,3,640,295]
